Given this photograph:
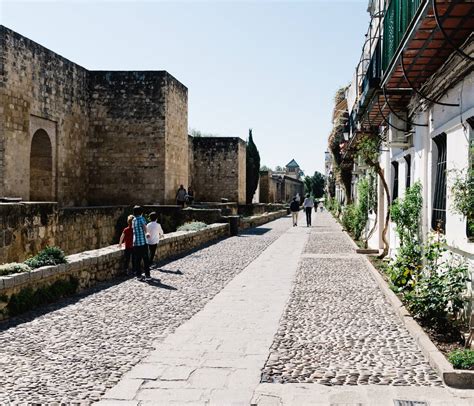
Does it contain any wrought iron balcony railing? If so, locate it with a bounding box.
[382,0,424,73]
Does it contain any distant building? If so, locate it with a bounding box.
[259,158,304,203]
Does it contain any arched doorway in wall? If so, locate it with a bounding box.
[30,129,53,201]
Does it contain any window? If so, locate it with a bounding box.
[467,117,474,240]
[392,161,399,202]
[405,154,411,189]
[432,133,447,232]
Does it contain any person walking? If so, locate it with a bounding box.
[132,205,151,280]
[176,185,187,207]
[146,211,164,266]
[118,215,134,274]
[290,196,300,227]
[303,194,315,227]
[186,186,194,205]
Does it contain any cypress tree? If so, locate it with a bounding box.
[246,129,261,204]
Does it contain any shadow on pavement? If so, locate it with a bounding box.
[238,227,272,236]
[155,268,183,275]
[143,278,177,290]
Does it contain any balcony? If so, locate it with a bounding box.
[382,0,424,73]
[358,41,382,115]
[382,1,474,90]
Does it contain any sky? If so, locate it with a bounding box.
[0,0,370,176]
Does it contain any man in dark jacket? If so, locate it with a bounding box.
[290,197,300,227]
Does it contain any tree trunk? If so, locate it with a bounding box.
[366,158,390,258]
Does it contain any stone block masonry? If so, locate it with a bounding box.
[0,223,229,321]
[192,137,247,204]
[0,25,188,206]
[88,71,188,205]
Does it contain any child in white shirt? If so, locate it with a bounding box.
[146,212,164,266]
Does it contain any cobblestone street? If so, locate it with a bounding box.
[0,219,290,405]
[1,214,474,405]
[261,214,443,387]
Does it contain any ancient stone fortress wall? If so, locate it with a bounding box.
[0,25,90,206]
[0,223,230,321]
[87,71,188,205]
[0,203,126,263]
[0,25,189,206]
[192,137,247,204]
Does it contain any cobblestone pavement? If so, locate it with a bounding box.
[0,218,290,405]
[261,212,444,387]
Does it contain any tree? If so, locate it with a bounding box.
[275,165,284,172]
[303,171,326,198]
[260,165,272,171]
[246,129,261,204]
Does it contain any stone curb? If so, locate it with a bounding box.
[338,221,474,389]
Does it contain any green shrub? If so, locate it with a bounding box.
[0,262,32,276]
[404,241,469,330]
[25,246,67,269]
[177,221,207,232]
[341,204,358,234]
[388,182,423,291]
[7,277,79,317]
[387,243,422,291]
[448,349,474,369]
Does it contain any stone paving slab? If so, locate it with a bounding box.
[98,218,310,405]
[0,218,291,405]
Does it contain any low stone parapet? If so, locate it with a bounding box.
[0,223,229,321]
[239,210,288,230]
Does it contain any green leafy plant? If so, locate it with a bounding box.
[448,349,474,370]
[450,168,474,239]
[177,221,207,232]
[404,235,469,330]
[0,263,32,276]
[388,182,423,290]
[24,246,67,269]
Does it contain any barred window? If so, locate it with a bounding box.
[392,161,399,202]
[467,117,474,240]
[432,133,447,233]
[405,154,411,189]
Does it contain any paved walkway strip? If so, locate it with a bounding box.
[99,219,309,405]
[0,219,290,405]
[261,213,442,387]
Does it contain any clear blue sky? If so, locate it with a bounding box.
[0,0,369,176]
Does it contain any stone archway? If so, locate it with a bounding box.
[30,129,53,201]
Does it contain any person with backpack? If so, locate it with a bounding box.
[290,196,300,227]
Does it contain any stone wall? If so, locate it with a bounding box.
[0,203,57,263]
[164,76,189,204]
[0,25,189,206]
[0,202,232,264]
[88,72,168,205]
[239,210,288,229]
[0,202,128,263]
[0,223,230,321]
[192,137,247,204]
[282,176,304,202]
[0,25,90,206]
